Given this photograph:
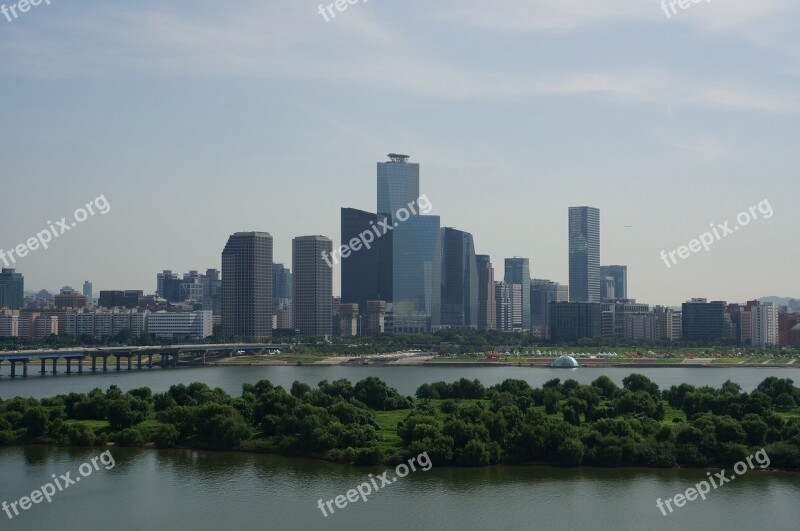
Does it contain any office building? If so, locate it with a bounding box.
[54,287,88,309]
[0,268,23,310]
[341,208,382,316]
[83,281,93,306]
[504,257,531,330]
[222,232,273,339]
[99,290,144,309]
[293,235,333,337]
[476,255,496,331]
[682,299,727,341]
[568,207,600,303]
[602,300,649,338]
[531,279,568,327]
[0,310,19,337]
[549,302,602,342]
[440,228,478,329]
[157,270,182,302]
[147,310,212,340]
[377,153,419,219]
[495,281,511,332]
[599,265,627,300]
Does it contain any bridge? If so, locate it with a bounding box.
[0,344,290,378]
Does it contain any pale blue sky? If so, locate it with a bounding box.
[1,0,797,306]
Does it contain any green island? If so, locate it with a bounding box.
[2,375,799,470]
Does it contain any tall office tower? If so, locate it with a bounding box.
[83,281,93,305]
[440,228,479,329]
[504,258,531,329]
[391,216,441,332]
[156,270,182,302]
[0,268,23,310]
[549,302,602,342]
[599,265,627,300]
[221,232,273,339]
[377,153,420,219]
[341,208,385,316]
[375,153,439,332]
[293,236,333,337]
[681,298,726,341]
[568,206,600,303]
[752,303,779,347]
[531,279,568,327]
[476,255,496,331]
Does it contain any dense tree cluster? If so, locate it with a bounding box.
[0,374,798,469]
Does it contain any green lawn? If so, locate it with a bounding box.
[662,403,686,423]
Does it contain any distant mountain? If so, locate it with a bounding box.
[759,296,799,306]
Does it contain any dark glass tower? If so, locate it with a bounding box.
[377,154,419,219]
[341,208,380,316]
[568,206,600,303]
[0,268,23,310]
[440,228,479,329]
[504,257,531,329]
[221,232,273,339]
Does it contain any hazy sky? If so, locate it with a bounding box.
[1,0,797,306]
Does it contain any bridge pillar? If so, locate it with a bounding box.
[51,358,58,375]
[148,353,153,369]
[91,356,97,372]
[22,361,28,378]
[102,356,108,371]
[66,358,72,374]
[78,358,83,374]
[137,354,142,369]
[115,356,121,371]
[127,356,132,371]
[10,361,16,378]
[40,359,46,375]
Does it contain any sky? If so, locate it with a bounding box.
[0,0,798,306]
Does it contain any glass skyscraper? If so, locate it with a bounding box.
[341,208,393,316]
[568,206,600,303]
[0,268,23,310]
[476,255,496,331]
[504,257,531,330]
[391,215,441,332]
[440,228,478,329]
[377,153,419,219]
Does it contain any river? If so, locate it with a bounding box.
[2,366,799,530]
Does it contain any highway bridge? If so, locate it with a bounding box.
[0,344,289,378]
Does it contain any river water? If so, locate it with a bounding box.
[1,366,799,530]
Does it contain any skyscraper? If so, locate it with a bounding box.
[440,228,479,329]
[221,232,273,339]
[504,257,531,329]
[83,281,93,304]
[476,255,496,331]
[0,268,23,310]
[549,302,602,342]
[681,298,726,341]
[377,153,419,219]
[569,206,600,303]
[293,235,333,337]
[531,279,568,327]
[751,303,778,347]
[376,153,440,332]
[340,208,392,316]
[599,265,627,300]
